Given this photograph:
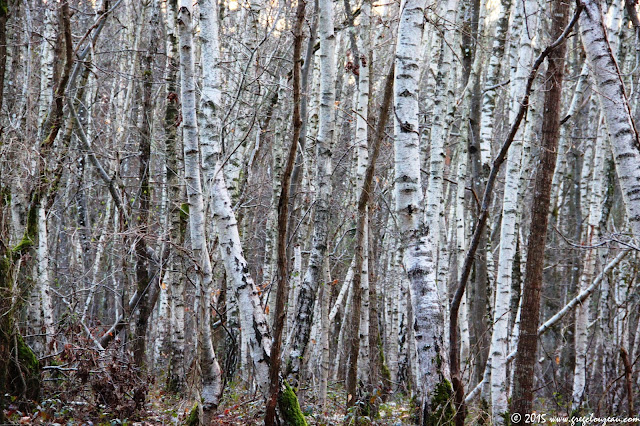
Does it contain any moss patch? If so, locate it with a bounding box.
[426,379,455,426]
[1,329,41,403]
[278,381,307,426]
[185,401,199,425]
[378,336,391,385]
[180,203,189,221]
[15,333,40,400]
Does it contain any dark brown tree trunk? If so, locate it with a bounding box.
[0,0,7,113]
[133,5,159,369]
[345,65,394,416]
[510,0,570,418]
[619,346,634,416]
[264,0,305,423]
[285,0,318,254]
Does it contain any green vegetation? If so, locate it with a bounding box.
[278,381,308,426]
[426,379,455,426]
[185,402,199,426]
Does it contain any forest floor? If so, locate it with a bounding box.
[4,381,415,425]
[147,382,416,425]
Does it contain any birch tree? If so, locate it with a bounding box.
[394,0,453,421]
[2,0,640,419]
[489,0,539,420]
[177,0,223,413]
[579,0,640,240]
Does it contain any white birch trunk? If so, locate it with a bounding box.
[425,0,458,333]
[489,0,538,419]
[397,253,410,388]
[37,0,56,136]
[177,0,223,409]
[477,0,512,170]
[263,77,288,319]
[30,0,58,357]
[355,0,371,378]
[286,244,302,337]
[196,1,227,402]
[37,202,55,354]
[572,116,607,410]
[333,273,353,380]
[199,0,274,397]
[153,272,170,365]
[319,256,331,409]
[580,0,640,240]
[454,140,470,366]
[394,0,450,416]
[387,247,401,386]
[212,173,272,392]
[419,20,438,158]
[169,258,186,381]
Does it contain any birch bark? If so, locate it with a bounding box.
[489,0,538,420]
[394,0,452,420]
[571,115,607,410]
[36,201,55,354]
[477,0,512,171]
[579,0,640,240]
[37,0,56,137]
[164,0,187,389]
[319,256,331,409]
[177,0,223,411]
[354,0,371,380]
[425,0,458,330]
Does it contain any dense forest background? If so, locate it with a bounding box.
[0,0,639,423]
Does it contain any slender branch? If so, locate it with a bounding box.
[466,249,627,403]
[265,0,306,423]
[67,99,127,220]
[534,250,628,337]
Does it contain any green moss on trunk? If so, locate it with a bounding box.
[13,333,40,400]
[185,401,199,425]
[0,321,41,405]
[13,202,38,256]
[0,200,42,410]
[278,381,308,426]
[425,379,455,426]
[377,336,391,386]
